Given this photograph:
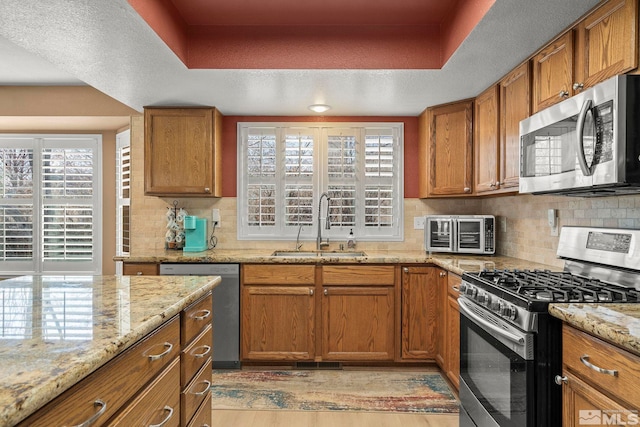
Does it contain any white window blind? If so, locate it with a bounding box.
[0,135,102,275]
[116,130,131,257]
[238,123,403,241]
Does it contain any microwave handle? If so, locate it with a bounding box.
[576,98,593,176]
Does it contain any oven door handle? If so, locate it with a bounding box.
[458,298,525,345]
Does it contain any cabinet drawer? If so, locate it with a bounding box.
[323,265,395,285]
[181,358,213,426]
[563,325,640,407]
[182,324,213,389]
[187,392,212,427]
[20,316,180,427]
[106,357,181,426]
[123,262,159,275]
[243,264,315,285]
[181,292,213,347]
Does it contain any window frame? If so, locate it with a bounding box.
[237,122,404,242]
[0,134,102,276]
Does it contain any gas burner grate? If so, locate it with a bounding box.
[476,269,640,303]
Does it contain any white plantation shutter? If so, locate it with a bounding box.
[0,135,102,275]
[116,130,131,257]
[238,123,402,241]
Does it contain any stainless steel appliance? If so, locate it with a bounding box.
[519,74,640,196]
[425,215,495,254]
[459,226,640,427]
[159,263,241,369]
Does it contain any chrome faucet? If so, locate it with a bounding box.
[317,192,331,250]
[296,224,304,251]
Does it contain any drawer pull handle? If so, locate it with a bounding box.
[580,355,618,377]
[149,405,174,427]
[147,342,173,361]
[72,399,107,427]
[192,309,211,321]
[191,380,212,396]
[192,345,212,358]
[452,286,460,292]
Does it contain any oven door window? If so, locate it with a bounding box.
[457,220,481,250]
[460,313,535,427]
[427,219,454,250]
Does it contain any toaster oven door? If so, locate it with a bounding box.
[457,219,485,253]
[425,218,455,252]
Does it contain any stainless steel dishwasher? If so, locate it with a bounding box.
[159,263,240,369]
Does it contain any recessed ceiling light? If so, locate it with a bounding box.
[308,104,331,113]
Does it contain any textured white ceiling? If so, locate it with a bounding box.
[0,0,600,116]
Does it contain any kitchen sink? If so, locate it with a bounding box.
[271,250,367,258]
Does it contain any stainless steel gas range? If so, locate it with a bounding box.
[458,226,640,427]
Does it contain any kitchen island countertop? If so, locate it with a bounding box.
[0,274,220,426]
[549,303,640,356]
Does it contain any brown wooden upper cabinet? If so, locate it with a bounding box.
[474,85,500,194]
[532,0,637,113]
[144,107,222,197]
[499,62,531,192]
[419,100,474,197]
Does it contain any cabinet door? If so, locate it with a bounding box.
[474,85,500,194]
[401,266,439,360]
[499,61,530,191]
[446,293,460,390]
[144,107,222,197]
[241,286,315,361]
[428,100,474,196]
[562,371,633,427]
[532,31,574,113]
[575,0,638,92]
[322,286,394,361]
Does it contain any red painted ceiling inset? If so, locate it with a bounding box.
[128,0,494,69]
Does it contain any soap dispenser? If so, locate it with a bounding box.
[347,229,356,249]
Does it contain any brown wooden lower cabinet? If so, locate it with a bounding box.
[241,264,396,362]
[400,266,439,360]
[445,276,460,390]
[241,285,316,360]
[122,262,159,275]
[560,325,640,426]
[322,286,395,361]
[19,291,213,427]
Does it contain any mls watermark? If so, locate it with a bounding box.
[579,409,640,425]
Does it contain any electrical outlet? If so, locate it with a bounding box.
[212,208,221,228]
[414,216,426,230]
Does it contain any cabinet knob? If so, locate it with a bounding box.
[572,82,584,91]
[309,289,314,296]
[136,271,143,275]
[495,181,501,186]
[324,289,328,296]
[464,187,471,193]
[439,271,447,277]
[554,375,568,385]
[204,187,211,193]
[489,182,496,188]
[559,90,570,98]
[403,267,409,273]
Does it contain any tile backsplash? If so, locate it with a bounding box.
[131,192,640,268]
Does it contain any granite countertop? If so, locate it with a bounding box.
[549,303,640,356]
[116,248,559,276]
[0,274,220,427]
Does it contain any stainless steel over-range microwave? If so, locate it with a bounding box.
[424,215,495,254]
[519,74,640,197]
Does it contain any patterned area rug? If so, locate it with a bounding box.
[211,370,459,413]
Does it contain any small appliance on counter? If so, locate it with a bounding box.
[183,215,208,252]
[424,215,495,254]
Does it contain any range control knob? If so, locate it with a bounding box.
[459,282,468,294]
[467,286,478,298]
[499,302,518,321]
[477,292,491,306]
